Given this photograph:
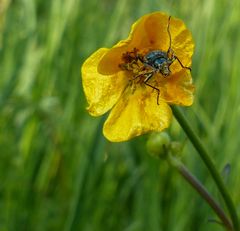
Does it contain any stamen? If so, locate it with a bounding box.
[119,48,147,80]
[119,48,161,102]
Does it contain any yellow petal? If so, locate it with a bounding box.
[81,48,128,116]
[138,12,194,73]
[169,16,194,69]
[97,40,131,75]
[133,12,170,51]
[103,86,172,142]
[98,12,194,75]
[159,69,194,106]
[98,12,169,75]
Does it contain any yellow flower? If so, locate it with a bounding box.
[81,12,194,142]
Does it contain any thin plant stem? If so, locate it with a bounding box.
[169,156,233,230]
[171,105,239,231]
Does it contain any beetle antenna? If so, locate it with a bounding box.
[167,16,172,55]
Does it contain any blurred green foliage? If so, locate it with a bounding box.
[0,0,240,231]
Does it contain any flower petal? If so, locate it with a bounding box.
[81,48,128,116]
[159,69,194,106]
[135,12,194,69]
[169,16,194,68]
[98,12,169,75]
[103,87,172,142]
[138,12,194,72]
[98,12,194,75]
[135,12,170,51]
[97,40,131,75]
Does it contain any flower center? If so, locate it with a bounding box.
[119,48,151,83]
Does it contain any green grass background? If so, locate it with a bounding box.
[0,0,240,230]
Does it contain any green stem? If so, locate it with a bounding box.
[169,156,233,230]
[171,105,239,231]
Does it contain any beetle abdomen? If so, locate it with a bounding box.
[145,51,167,63]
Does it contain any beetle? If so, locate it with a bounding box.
[135,16,191,105]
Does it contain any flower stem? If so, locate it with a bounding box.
[171,105,239,231]
[169,155,233,230]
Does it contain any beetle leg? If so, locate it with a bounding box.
[133,68,154,80]
[144,72,160,105]
[174,55,192,71]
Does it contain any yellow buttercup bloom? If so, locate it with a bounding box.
[81,12,194,142]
